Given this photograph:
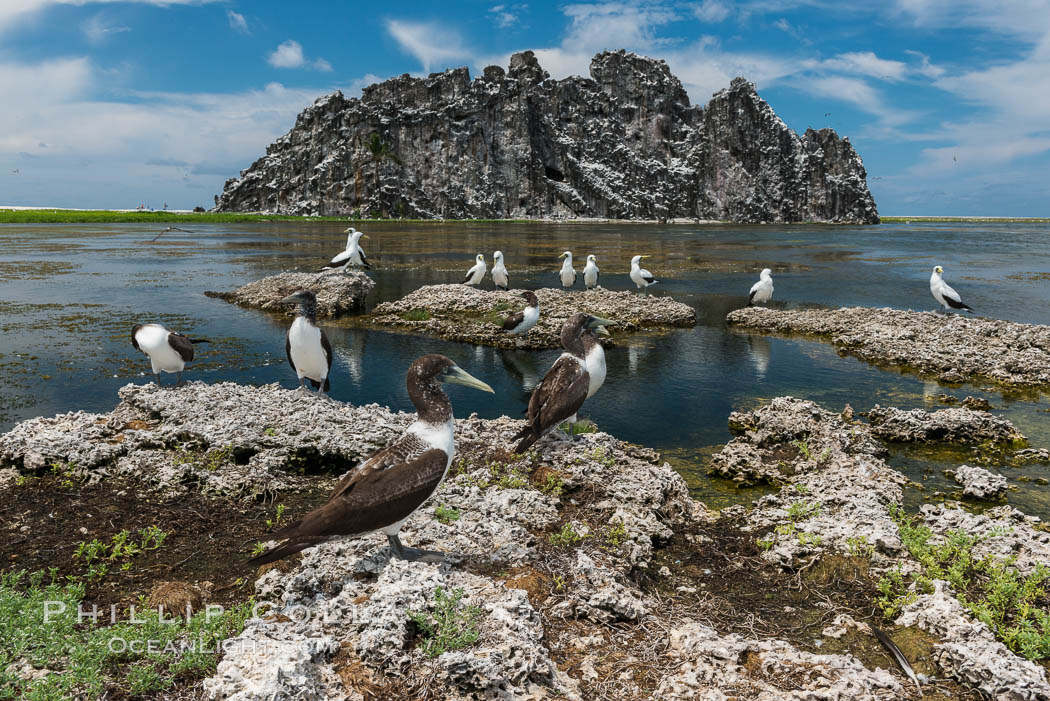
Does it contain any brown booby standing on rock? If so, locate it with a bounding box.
[511,313,614,453]
[501,291,540,336]
[247,354,494,565]
[282,289,333,394]
[131,324,209,386]
[322,228,370,272]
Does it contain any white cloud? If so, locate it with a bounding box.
[80,13,130,43]
[0,0,222,33]
[385,19,472,73]
[816,52,909,81]
[267,40,332,72]
[226,9,248,34]
[694,0,730,23]
[488,4,519,29]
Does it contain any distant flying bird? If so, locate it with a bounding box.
[131,324,209,386]
[11,169,19,174]
[501,291,540,335]
[246,354,493,566]
[282,289,333,394]
[583,254,599,289]
[150,225,192,242]
[558,251,576,288]
[629,255,658,291]
[930,265,973,314]
[824,112,831,117]
[322,228,370,272]
[511,313,614,453]
[749,268,774,306]
[463,254,486,286]
[491,250,509,290]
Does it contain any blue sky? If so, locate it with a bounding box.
[2,1,1048,215]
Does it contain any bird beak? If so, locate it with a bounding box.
[559,252,567,258]
[361,234,370,239]
[279,294,300,304]
[640,255,651,259]
[588,317,616,336]
[443,366,495,393]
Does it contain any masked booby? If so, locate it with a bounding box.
[583,255,599,289]
[492,251,509,290]
[247,354,494,565]
[511,313,614,453]
[282,289,333,394]
[131,324,209,386]
[322,228,371,272]
[559,251,576,288]
[749,268,774,305]
[629,255,658,291]
[463,254,487,286]
[930,265,973,313]
[501,291,540,335]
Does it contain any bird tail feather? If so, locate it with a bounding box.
[246,538,315,567]
[189,338,211,344]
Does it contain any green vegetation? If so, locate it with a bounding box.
[786,500,821,522]
[73,528,169,581]
[878,504,1050,660]
[407,587,481,659]
[433,505,461,525]
[846,535,875,559]
[400,308,432,322]
[453,454,530,490]
[265,504,286,531]
[561,419,598,436]
[881,216,1050,223]
[792,439,812,461]
[548,522,589,547]
[604,521,629,549]
[0,569,253,699]
[589,445,616,468]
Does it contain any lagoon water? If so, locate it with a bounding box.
[2,221,1049,515]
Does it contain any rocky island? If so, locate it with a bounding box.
[204,270,374,317]
[368,284,697,349]
[2,384,1048,699]
[215,50,879,224]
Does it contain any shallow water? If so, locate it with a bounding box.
[1,221,1049,516]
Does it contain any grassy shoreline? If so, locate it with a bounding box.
[1,209,1046,225]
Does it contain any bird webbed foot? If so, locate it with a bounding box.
[387,534,446,563]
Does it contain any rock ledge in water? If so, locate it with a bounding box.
[727,306,1050,389]
[369,284,696,349]
[205,271,374,317]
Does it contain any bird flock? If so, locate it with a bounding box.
[129,225,976,566]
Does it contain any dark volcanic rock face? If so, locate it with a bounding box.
[216,50,879,223]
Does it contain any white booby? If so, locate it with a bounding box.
[749,268,774,305]
[930,265,974,313]
[501,291,540,335]
[131,324,209,386]
[281,289,334,394]
[583,254,600,289]
[247,354,493,565]
[463,254,486,286]
[511,313,614,453]
[559,251,576,288]
[629,255,658,291]
[492,251,509,290]
[322,228,371,272]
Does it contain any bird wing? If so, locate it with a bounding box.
[748,288,757,303]
[325,432,431,503]
[358,248,371,270]
[940,282,963,304]
[131,324,144,351]
[463,263,480,283]
[749,279,762,295]
[502,310,525,331]
[285,329,296,374]
[320,328,333,392]
[167,332,195,362]
[640,268,656,283]
[526,355,589,434]
[328,249,351,267]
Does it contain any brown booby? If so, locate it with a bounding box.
[131,324,209,386]
[247,354,494,565]
[511,313,614,453]
[282,289,333,394]
[501,291,540,335]
[322,228,370,272]
[930,265,974,313]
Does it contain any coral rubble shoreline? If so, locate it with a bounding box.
[369,284,696,350]
[1,384,1047,699]
[728,306,1050,390]
[205,270,374,317]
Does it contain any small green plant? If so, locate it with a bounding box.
[877,564,917,618]
[265,504,287,530]
[561,419,598,436]
[846,535,875,559]
[49,460,79,489]
[793,439,812,460]
[434,505,460,525]
[793,483,810,495]
[539,473,564,497]
[549,522,588,547]
[263,427,277,437]
[774,523,796,537]
[757,538,774,551]
[604,521,628,548]
[72,527,169,580]
[400,308,431,321]
[250,541,266,557]
[787,500,821,522]
[408,587,482,658]
[589,445,615,468]
[552,574,566,591]
[796,531,822,547]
